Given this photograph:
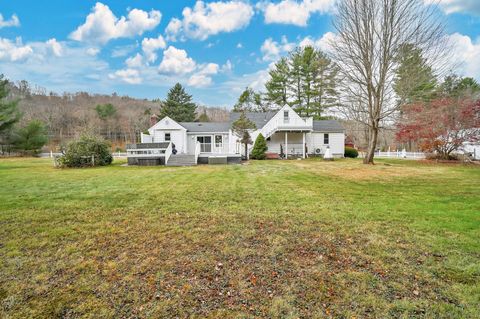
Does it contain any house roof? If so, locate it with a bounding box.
[179,122,231,132]
[312,120,344,132]
[229,111,277,129]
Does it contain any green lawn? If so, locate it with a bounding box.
[0,158,479,318]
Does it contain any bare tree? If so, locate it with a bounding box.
[332,0,448,163]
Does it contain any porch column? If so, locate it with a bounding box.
[285,131,288,159]
[302,132,306,159]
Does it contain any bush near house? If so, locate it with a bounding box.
[344,146,359,158]
[251,133,268,160]
[58,134,112,168]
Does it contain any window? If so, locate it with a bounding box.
[197,136,212,153]
[165,133,171,141]
[284,110,289,123]
[324,133,329,144]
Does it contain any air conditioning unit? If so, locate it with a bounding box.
[315,148,322,154]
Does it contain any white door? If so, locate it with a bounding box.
[214,135,223,153]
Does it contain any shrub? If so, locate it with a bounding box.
[58,134,112,168]
[12,120,48,155]
[344,146,359,158]
[250,133,268,160]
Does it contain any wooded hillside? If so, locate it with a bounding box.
[7,80,229,150]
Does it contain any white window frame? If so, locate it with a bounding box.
[196,135,212,153]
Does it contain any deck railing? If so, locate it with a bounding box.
[194,141,201,164]
[164,142,173,164]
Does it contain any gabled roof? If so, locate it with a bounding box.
[179,122,231,132]
[229,111,277,129]
[312,120,344,132]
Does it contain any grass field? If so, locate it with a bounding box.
[0,158,479,318]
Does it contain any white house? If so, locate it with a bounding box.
[126,105,345,166]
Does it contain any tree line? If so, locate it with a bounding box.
[0,79,228,153]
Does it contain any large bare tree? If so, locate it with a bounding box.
[332,0,448,163]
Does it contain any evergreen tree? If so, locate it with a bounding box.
[439,75,480,98]
[197,110,210,122]
[0,75,21,135]
[233,87,264,112]
[12,120,48,154]
[265,47,338,119]
[297,46,316,116]
[312,51,339,119]
[95,103,116,120]
[287,48,304,112]
[160,83,197,122]
[231,111,256,159]
[265,57,289,107]
[393,44,437,105]
[250,133,268,160]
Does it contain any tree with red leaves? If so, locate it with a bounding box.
[396,98,480,159]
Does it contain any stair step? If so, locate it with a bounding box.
[166,154,197,166]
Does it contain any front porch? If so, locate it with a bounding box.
[266,131,309,159]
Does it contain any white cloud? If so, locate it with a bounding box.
[299,31,337,53]
[187,63,220,88]
[70,2,161,44]
[165,1,254,41]
[141,35,166,63]
[158,46,196,74]
[0,37,33,62]
[125,53,144,68]
[424,0,480,15]
[0,13,20,29]
[447,33,480,79]
[165,18,183,41]
[86,47,100,56]
[261,36,295,61]
[46,38,63,57]
[222,60,233,72]
[188,74,213,87]
[198,63,219,75]
[258,0,335,26]
[237,43,243,48]
[108,68,142,84]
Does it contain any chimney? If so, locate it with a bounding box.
[150,114,159,127]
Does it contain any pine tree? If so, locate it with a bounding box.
[394,44,437,105]
[233,87,264,112]
[160,83,197,122]
[265,57,289,107]
[0,75,21,135]
[12,120,48,154]
[312,51,339,119]
[299,46,318,117]
[197,110,210,122]
[251,133,268,160]
[287,48,304,112]
[266,47,338,119]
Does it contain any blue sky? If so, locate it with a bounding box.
[1,0,479,107]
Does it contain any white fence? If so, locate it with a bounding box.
[369,150,426,159]
[40,152,127,158]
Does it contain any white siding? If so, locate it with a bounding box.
[152,129,186,153]
[186,133,230,154]
[307,132,344,157]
